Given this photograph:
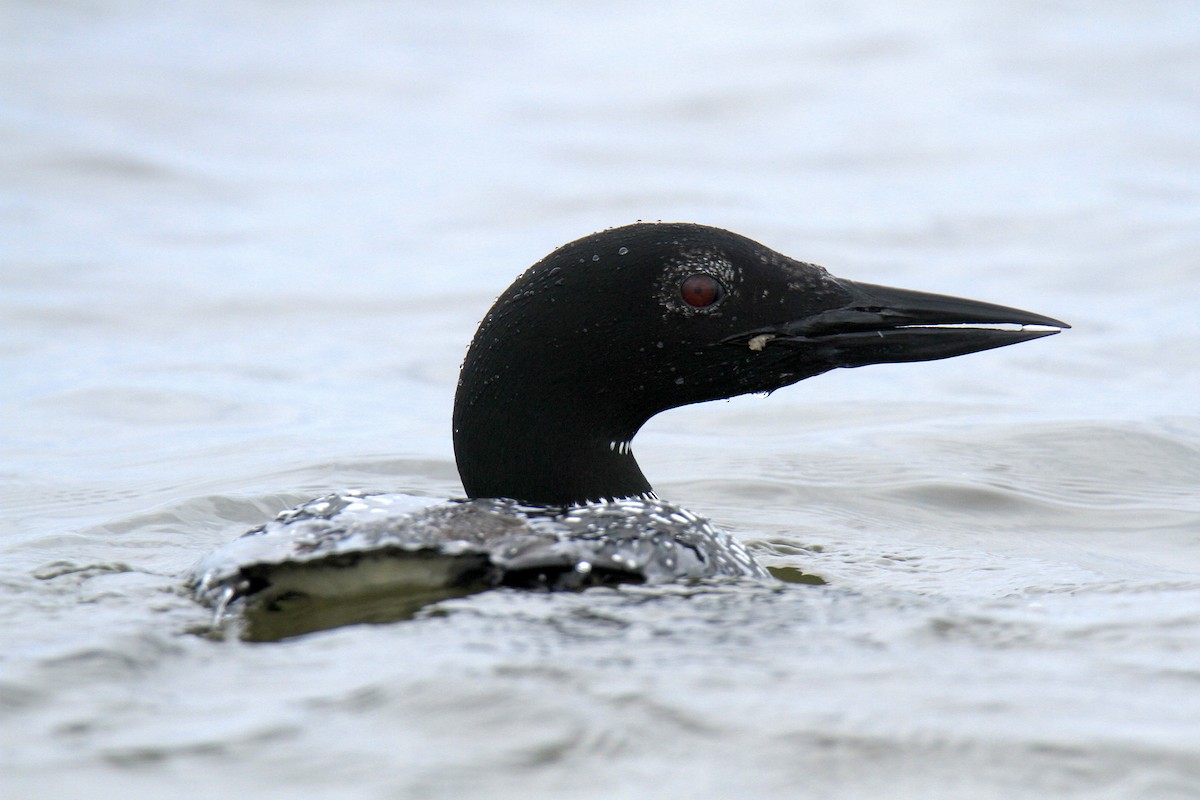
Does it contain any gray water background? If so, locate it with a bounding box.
[3,1,1200,797]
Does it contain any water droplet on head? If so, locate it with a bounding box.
[618,247,629,256]
[591,254,600,262]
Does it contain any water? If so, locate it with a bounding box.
[3,1,1200,797]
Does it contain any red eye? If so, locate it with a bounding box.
[680,273,725,308]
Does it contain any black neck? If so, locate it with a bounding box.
[452,311,657,506]
[451,225,688,506]
[452,406,653,505]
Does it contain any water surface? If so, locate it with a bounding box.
[3,2,1200,798]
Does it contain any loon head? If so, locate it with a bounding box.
[452,222,1067,507]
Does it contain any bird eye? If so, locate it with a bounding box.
[680,273,725,308]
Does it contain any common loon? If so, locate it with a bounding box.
[191,223,1067,637]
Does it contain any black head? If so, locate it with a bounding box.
[452,223,1067,506]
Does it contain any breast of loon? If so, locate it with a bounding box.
[190,222,1067,637]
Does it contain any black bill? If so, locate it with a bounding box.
[739,279,1069,368]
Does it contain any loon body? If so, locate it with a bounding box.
[191,223,1066,636]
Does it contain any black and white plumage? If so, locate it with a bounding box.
[190,223,1066,636]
